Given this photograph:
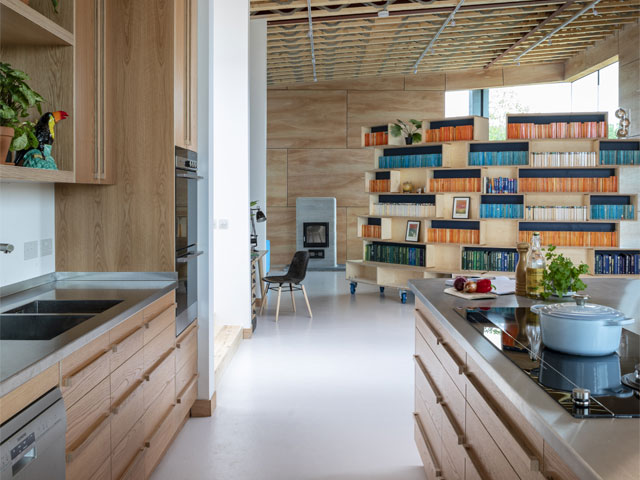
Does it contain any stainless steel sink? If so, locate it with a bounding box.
[0,314,94,341]
[5,299,122,315]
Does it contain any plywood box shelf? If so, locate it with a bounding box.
[0,164,74,183]
[0,0,74,46]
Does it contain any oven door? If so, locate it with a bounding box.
[175,169,199,252]
[175,247,202,336]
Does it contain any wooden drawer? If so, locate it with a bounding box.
[415,390,441,468]
[109,311,144,372]
[176,348,197,396]
[464,402,519,480]
[111,349,144,406]
[145,404,178,478]
[175,374,198,423]
[93,457,111,480]
[66,377,110,448]
[144,323,175,372]
[0,364,58,425]
[62,332,112,408]
[112,418,145,480]
[65,411,111,480]
[439,401,465,479]
[111,379,144,450]
[143,292,176,344]
[176,322,197,373]
[439,363,465,435]
[143,376,176,442]
[414,354,442,435]
[464,448,486,480]
[118,447,145,480]
[414,413,443,480]
[144,349,176,411]
[543,441,580,480]
[441,446,463,480]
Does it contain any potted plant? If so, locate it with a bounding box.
[540,246,589,299]
[0,62,43,164]
[390,119,422,145]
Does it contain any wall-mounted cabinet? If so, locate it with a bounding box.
[174,0,197,151]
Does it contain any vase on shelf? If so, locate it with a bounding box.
[0,127,15,165]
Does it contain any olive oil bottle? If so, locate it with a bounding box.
[526,232,545,298]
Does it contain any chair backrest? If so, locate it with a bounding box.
[287,251,310,282]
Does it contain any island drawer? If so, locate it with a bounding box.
[112,418,145,480]
[118,447,145,480]
[144,323,175,372]
[414,412,442,480]
[143,292,176,344]
[176,352,198,397]
[441,446,462,480]
[66,377,111,448]
[176,374,198,422]
[176,322,198,373]
[109,311,144,372]
[414,354,442,434]
[144,349,176,411]
[111,349,144,406]
[143,376,176,442]
[415,390,441,467]
[93,457,111,480]
[145,404,179,478]
[65,410,111,480]
[111,379,144,450]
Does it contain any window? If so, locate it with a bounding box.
[445,90,470,117]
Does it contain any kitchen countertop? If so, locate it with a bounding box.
[0,272,177,397]
[408,278,640,480]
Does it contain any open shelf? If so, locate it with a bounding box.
[0,164,74,183]
[0,0,74,46]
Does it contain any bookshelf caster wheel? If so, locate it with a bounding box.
[379,287,385,294]
[400,291,407,304]
[350,282,357,295]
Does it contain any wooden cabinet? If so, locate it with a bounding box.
[413,299,574,480]
[174,0,197,150]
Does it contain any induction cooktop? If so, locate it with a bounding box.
[454,307,640,418]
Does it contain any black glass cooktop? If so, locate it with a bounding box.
[454,307,640,418]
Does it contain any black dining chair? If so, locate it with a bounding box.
[260,251,312,322]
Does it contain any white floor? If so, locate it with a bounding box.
[152,271,425,480]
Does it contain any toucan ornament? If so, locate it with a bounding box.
[16,111,68,169]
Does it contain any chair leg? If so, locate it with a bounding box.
[260,283,270,315]
[275,286,282,322]
[289,284,296,312]
[301,284,312,318]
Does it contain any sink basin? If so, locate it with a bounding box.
[5,299,122,315]
[0,314,94,341]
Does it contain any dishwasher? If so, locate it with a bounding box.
[0,388,66,480]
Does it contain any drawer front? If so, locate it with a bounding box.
[439,402,465,479]
[144,350,176,411]
[414,355,442,435]
[110,312,144,373]
[112,418,145,480]
[62,333,112,408]
[176,323,197,373]
[65,413,111,480]
[143,376,176,442]
[464,448,486,480]
[415,391,441,468]
[144,323,175,372]
[66,377,110,448]
[118,447,145,480]
[144,293,176,345]
[143,290,175,321]
[414,413,442,480]
[441,447,463,480]
[465,402,519,480]
[176,349,197,396]
[93,457,111,480]
[111,349,144,405]
[145,405,178,478]
[439,364,465,436]
[111,379,144,451]
[175,374,198,423]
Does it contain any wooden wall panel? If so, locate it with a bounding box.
[267,149,287,206]
[286,149,372,207]
[346,90,444,148]
[337,207,347,265]
[445,67,504,91]
[564,31,619,81]
[404,73,446,91]
[347,207,368,260]
[502,63,564,87]
[266,207,296,266]
[267,90,347,148]
[288,76,405,91]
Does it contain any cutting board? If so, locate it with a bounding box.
[444,287,498,300]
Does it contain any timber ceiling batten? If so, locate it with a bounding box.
[255,0,640,85]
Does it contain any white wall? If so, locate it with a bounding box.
[249,19,267,251]
[0,183,55,287]
[212,0,251,328]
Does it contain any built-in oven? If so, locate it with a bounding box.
[175,147,202,336]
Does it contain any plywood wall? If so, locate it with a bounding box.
[266,78,445,266]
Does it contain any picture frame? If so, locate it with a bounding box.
[452,197,470,219]
[405,220,420,242]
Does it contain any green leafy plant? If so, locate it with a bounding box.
[390,119,422,144]
[52,0,59,13]
[0,62,44,151]
[540,245,589,299]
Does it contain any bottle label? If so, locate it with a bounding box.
[526,268,544,295]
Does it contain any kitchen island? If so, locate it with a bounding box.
[409,278,640,480]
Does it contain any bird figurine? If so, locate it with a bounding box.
[15,111,68,169]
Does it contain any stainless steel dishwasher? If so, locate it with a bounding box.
[0,388,66,480]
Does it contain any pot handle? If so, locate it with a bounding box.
[605,317,635,327]
[530,305,544,314]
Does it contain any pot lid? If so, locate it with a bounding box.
[533,295,627,322]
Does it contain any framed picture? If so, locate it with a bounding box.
[405,220,421,242]
[452,197,470,219]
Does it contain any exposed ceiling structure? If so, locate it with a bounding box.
[250,0,640,86]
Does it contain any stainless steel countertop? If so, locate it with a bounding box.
[408,278,640,480]
[0,272,177,397]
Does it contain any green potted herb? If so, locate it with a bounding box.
[0,62,43,164]
[540,245,589,299]
[390,119,422,145]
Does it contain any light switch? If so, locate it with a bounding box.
[24,240,38,260]
[219,219,229,230]
[40,238,53,257]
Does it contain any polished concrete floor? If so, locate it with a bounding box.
[152,272,425,480]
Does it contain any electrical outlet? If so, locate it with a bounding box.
[24,240,38,260]
[40,238,53,257]
[219,219,229,230]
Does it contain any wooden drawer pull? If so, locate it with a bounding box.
[111,325,144,353]
[66,412,111,463]
[62,349,110,387]
[144,405,176,448]
[413,413,442,478]
[144,348,175,382]
[112,379,144,414]
[177,374,199,404]
[119,447,145,480]
[440,341,466,375]
[144,303,177,328]
[440,402,465,445]
[464,446,489,480]
[465,372,540,472]
[177,325,198,349]
[415,309,442,344]
[413,355,442,403]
